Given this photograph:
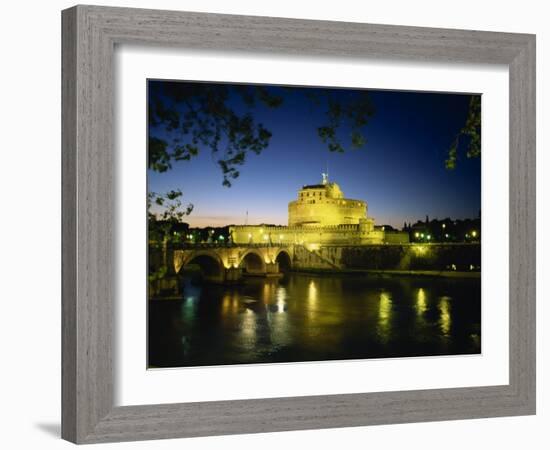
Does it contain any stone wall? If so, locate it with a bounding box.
[292,245,342,270]
[288,181,368,227]
[230,223,384,246]
[339,244,481,271]
[380,231,410,244]
[288,196,367,227]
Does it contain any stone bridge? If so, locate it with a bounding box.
[167,242,481,284]
[173,244,295,283]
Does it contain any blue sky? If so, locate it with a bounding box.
[148,81,481,228]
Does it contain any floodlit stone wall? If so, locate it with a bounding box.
[288,182,367,227]
[229,222,384,246]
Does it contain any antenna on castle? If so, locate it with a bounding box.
[322,160,329,185]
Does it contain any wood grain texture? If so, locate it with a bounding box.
[61,4,536,444]
[61,7,77,443]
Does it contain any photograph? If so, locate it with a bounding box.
[147,80,482,368]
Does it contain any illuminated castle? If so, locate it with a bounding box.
[229,174,393,246]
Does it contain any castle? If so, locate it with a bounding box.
[229,174,407,247]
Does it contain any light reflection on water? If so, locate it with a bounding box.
[377,291,393,343]
[416,288,428,316]
[149,273,480,368]
[276,286,286,313]
[438,296,452,338]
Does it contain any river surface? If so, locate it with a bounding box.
[148,273,481,368]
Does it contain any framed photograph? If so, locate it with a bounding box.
[62,5,536,444]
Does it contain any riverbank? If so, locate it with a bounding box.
[291,268,480,278]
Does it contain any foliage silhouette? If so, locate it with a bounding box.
[445,96,481,170]
[148,82,375,187]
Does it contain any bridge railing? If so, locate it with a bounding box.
[164,242,480,250]
[170,242,294,250]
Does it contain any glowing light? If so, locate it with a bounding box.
[222,294,231,314]
[471,230,477,237]
[240,308,257,349]
[438,296,452,336]
[420,233,425,238]
[377,291,393,342]
[276,287,287,313]
[416,288,427,315]
[379,293,391,321]
[427,235,431,240]
[445,233,449,238]
[412,245,427,256]
[414,232,420,238]
[308,280,318,303]
[442,223,446,229]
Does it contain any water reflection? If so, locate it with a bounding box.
[438,296,452,338]
[276,286,286,313]
[416,288,428,316]
[377,291,393,343]
[148,273,480,367]
[240,308,257,351]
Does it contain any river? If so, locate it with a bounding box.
[148,273,481,368]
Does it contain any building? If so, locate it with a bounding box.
[229,174,408,246]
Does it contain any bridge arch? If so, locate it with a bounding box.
[182,251,225,279]
[275,249,292,272]
[239,250,267,275]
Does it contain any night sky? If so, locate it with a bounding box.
[148,81,481,229]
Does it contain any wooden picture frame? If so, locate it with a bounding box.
[62,5,536,443]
